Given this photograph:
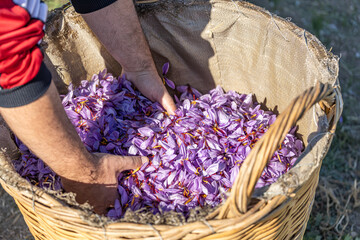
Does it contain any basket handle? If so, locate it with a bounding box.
[218,82,337,218]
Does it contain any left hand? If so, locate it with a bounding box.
[61,153,148,215]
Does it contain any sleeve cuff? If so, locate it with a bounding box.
[0,62,51,108]
[70,0,117,14]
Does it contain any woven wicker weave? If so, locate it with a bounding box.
[0,1,343,239]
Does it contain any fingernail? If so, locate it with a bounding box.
[141,156,149,164]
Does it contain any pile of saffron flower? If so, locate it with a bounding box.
[13,138,62,191]
[13,64,304,220]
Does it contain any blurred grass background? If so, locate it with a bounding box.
[0,0,359,239]
[44,0,68,10]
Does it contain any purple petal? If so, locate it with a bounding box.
[184,160,198,174]
[162,62,170,75]
[164,77,176,89]
[205,162,226,176]
[138,127,154,137]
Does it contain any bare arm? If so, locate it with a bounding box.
[81,0,176,114]
[0,0,163,215]
[0,81,146,214]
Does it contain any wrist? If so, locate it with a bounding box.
[121,68,163,89]
[122,64,157,76]
[59,153,99,183]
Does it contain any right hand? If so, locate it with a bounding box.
[123,68,176,115]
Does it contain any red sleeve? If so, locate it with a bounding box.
[0,0,51,107]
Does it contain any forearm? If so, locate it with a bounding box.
[0,81,97,182]
[81,0,156,73]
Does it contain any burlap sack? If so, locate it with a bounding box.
[0,0,343,239]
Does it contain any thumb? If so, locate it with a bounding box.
[160,91,176,115]
[118,155,149,171]
[93,153,148,171]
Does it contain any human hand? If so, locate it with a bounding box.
[123,69,176,115]
[61,153,148,215]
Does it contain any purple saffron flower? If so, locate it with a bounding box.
[12,65,304,221]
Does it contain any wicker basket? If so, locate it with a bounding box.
[0,1,343,239]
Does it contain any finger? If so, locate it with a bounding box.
[141,156,149,164]
[120,155,148,170]
[160,91,176,115]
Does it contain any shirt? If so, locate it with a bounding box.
[0,0,116,107]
